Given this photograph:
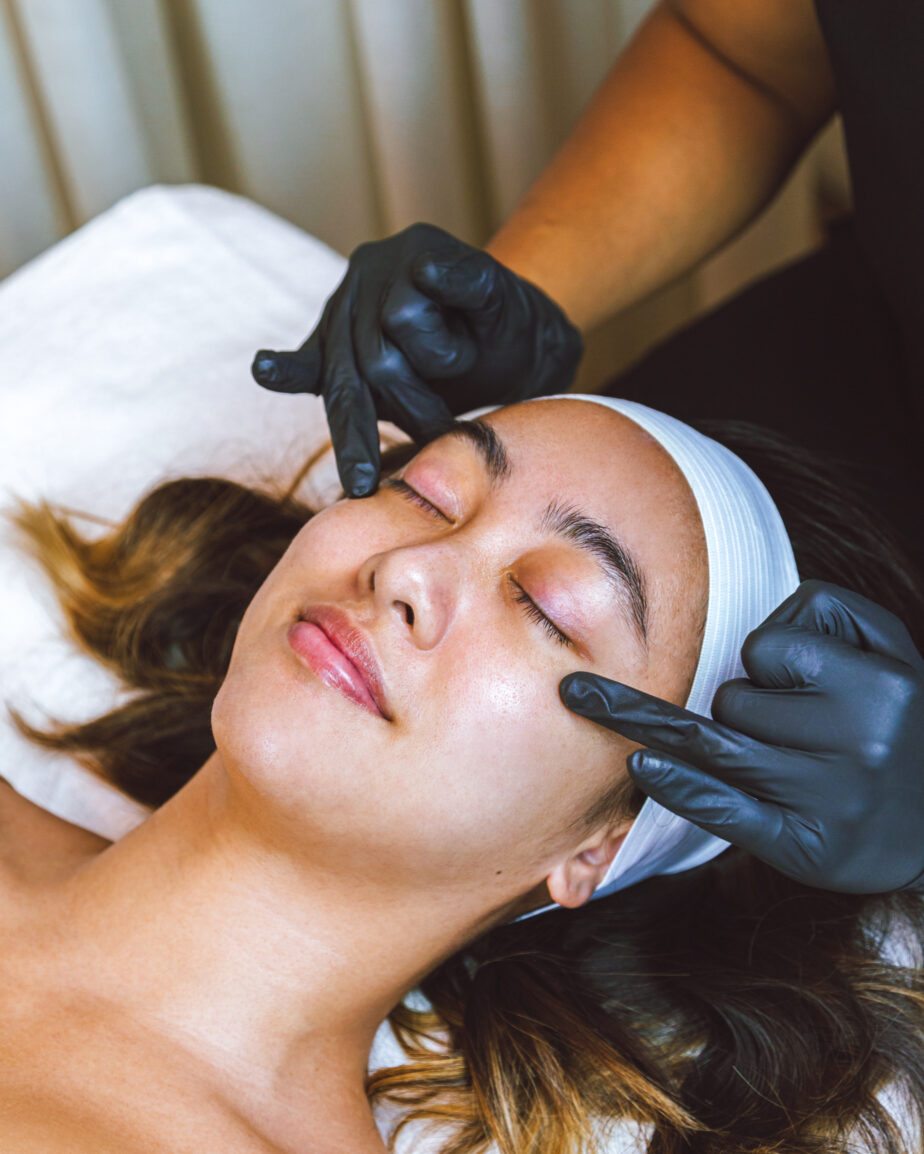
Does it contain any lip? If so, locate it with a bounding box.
[289,606,393,721]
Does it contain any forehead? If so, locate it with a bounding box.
[469,399,699,538]
[482,398,679,490]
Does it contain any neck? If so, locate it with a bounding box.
[38,755,501,1149]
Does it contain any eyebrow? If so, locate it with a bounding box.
[442,420,511,484]
[540,500,648,641]
[443,419,649,642]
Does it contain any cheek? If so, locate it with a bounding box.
[230,500,400,638]
[278,501,381,578]
[279,496,412,575]
[412,640,629,860]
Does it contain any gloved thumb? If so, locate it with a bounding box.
[252,342,322,395]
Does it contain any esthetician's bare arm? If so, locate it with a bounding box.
[486,0,838,332]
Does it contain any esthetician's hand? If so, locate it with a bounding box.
[251,223,583,498]
[560,581,924,894]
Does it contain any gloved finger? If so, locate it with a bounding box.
[351,302,455,444]
[320,302,382,498]
[560,674,757,775]
[711,677,858,753]
[412,248,504,317]
[380,280,477,380]
[251,338,322,394]
[374,357,455,443]
[759,580,923,669]
[562,673,816,806]
[626,748,785,857]
[732,621,916,743]
[742,618,916,695]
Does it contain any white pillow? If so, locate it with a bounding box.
[0,183,350,836]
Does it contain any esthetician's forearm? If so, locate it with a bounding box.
[486,0,837,332]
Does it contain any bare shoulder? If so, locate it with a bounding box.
[0,775,112,895]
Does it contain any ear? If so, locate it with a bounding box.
[545,824,631,910]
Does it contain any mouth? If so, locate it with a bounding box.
[288,606,393,721]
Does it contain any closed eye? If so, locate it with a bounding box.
[507,574,573,649]
[385,477,573,649]
[383,477,451,523]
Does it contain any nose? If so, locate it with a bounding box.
[360,542,459,651]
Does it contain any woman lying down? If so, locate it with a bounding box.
[0,395,922,1154]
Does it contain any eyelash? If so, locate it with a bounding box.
[507,574,573,648]
[384,477,449,521]
[385,477,574,649]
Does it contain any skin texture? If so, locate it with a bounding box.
[0,400,706,1154]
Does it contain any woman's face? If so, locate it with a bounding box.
[212,399,707,907]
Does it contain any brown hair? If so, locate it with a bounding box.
[7,426,924,1153]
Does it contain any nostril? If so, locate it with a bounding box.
[404,603,415,627]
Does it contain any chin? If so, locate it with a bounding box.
[210,666,299,786]
[209,660,372,826]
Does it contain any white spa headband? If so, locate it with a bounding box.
[460,395,800,909]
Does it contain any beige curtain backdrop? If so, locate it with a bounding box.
[0,0,850,386]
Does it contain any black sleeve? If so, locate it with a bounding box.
[814,0,924,391]
[603,2,924,571]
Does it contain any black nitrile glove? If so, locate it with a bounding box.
[561,580,924,894]
[251,222,583,497]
